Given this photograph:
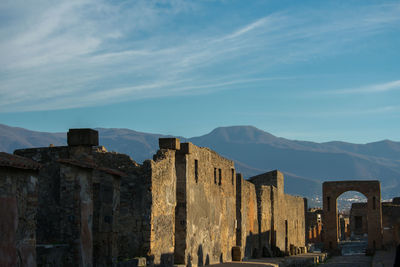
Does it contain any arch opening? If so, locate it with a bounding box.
[337,191,368,255]
[322,180,383,254]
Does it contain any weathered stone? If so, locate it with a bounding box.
[0,152,39,267]
[174,144,237,266]
[323,180,383,252]
[7,128,313,267]
[159,138,180,150]
[179,142,194,154]
[67,128,99,147]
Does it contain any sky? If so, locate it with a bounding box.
[0,0,399,143]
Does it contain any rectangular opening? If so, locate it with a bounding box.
[231,168,234,185]
[214,168,217,184]
[285,220,288,235]
[285,220,288,253]
[218,168,222,185]
[195,160,198,183]
[355,216,362,230]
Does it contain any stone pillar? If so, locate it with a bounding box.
[367,191,383,250]
[323,184,338,252]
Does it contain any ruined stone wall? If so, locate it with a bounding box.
[15,147,69,245]
[93,151,152,260]
[306,209,323,244]
[249,170,306,256]
[59,163,94,266]
[349,203,368,236]
[236,174,259,259]
[283,194,306,254]
[176,143,236,266]
[15,144,123,266]
[0,167,38,267]
[149,149,177,266]
[257,185,273,257]
[92,170,120,266]
[94,148,177,266]
[382,203,400,246]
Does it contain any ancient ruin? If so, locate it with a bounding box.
[0,128,308,266]
[306,208,323,244]
[349,198,400,247]
[322,181,383,253]
[0,152,41,266]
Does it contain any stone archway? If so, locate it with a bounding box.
[322,180,383,252]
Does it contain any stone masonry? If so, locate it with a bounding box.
[0,152,40,267]
[2,128,309,267]
[323,180,383,253]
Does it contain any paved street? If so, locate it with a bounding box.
[320,255,372,267]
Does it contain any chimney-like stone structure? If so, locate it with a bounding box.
[67,128,99,158]
[159,138,180,150]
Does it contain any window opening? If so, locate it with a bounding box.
[195,160,198,183]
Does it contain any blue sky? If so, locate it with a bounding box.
[0,0,399,143]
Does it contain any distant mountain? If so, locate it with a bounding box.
[1,123,399,199]
[0,124,66,152]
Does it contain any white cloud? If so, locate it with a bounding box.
[326,80,400,95]
[0,1,400,112]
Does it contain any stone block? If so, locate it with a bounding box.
[180,142,194,154]
[159,138,180,150]
[232,246,242,261]
[67,129,99,146]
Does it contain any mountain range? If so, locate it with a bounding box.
[1,123,399,200]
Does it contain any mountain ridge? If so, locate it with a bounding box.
[1,123,399,198]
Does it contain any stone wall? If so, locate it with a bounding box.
[257,185,273,256]
[92,169,120,266]
[381,202,400,246]
[236,174,259,259]
[6,129,311,266]
[283,194,307,254]
[249,170,306,256]
[149,149,177,266]
[93,151,152,261]
[93,148,177,266]
[349,203,368,236]
[15,146,69,246]
[14,130,124,267]
[58,163,94,266]
[0,159,39,267]
[175,142,236,266]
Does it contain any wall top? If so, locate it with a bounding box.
[0,152,41,170]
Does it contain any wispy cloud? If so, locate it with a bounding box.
[1,1,400,112]
[324,80,400,95]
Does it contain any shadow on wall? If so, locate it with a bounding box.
[147,253,174,267]
[184,244,223,266]
[243,230,287,259]
[197,245,211,266]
